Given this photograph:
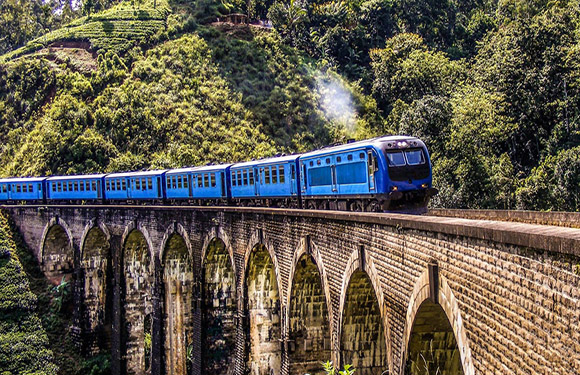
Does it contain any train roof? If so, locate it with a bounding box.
[46,174,107,181]
[0,177,47,183]
[105,170,168,178]
[165,164,232,175]
[232,154,300,169]
[300,135,422,159]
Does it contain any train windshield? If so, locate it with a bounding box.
[405,149,425,165]
[385,148,429,181]
[386,151,406,166]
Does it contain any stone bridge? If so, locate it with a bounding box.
[2,205,580,375]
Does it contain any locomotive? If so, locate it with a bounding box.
[0,136,438,212]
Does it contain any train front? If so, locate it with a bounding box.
[376,136,438,213]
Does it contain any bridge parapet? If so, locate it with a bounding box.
[2,205,579,375]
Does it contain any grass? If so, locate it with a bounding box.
[0,0,171,62]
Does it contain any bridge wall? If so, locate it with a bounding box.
[3,205,579,375]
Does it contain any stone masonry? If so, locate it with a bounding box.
[2,205,579,375]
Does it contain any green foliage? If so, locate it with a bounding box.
[320,361,356,375]
[80,353,111,375]
[0,211,58,375]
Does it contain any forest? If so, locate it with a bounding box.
[0,0,579,213]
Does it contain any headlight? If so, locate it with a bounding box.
[421,183,428,188]
[391,186,398,191]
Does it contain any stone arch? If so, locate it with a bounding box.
[401,270,474,375]
[162,231,194,375]
[159,222,192,262]
[244,243,282,375]
[40,217,75,285]
[80,222,112,353]
[337,249,390,375]
[201,237,237,375]
[286,240,332,375]
[122,228,154,375]
[201,226,235,274]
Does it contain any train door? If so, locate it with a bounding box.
[290,164,297,195]
[127,178,133,199]
[7,184,11,200]
[301,163,307,194]
[331,164,338,193]
[367,150,376,192]
[157,177,162,198]
[254,167,260,196]
[220,172,226,197]
[97,180,102,199]
[188,174,193,198]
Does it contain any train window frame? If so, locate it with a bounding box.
[347,154,353,161]
[17,185,22,193]
[309,161,314,166]
[204,174,209,188]
[243,170,248,186]
[272,166,278,184]
[178,175,183,189]
[183,176,188,189]
[236,171,242,186]
[148,178,153,190]
[198,174,203,188]
[317,160,321,165]
[106,180,110,191]
[92,181,97,191]
[279,166,285,184]
[359,152,365,160]
[249,170,254,185]
[386,151,406,166]
[1,184,6,193]
[404,149,426,165]
[23,184,28,193]
[52,183,56,192]
[117,180,121,191]
[291,165,296,180]
[337,156,342,163]
[211,173,216,188]
[80,182,85,192]
[265,167,270,184]
[63,182,68,192]
[325,158,331,164]
[121,179,126,190]
[232,171,237,186]
[69,182,74,191]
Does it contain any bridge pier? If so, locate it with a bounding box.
[2,205,579,375]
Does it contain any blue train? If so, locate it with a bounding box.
[0,136,437,212]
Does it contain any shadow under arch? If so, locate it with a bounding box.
[201,237,237,375]
[243,243,282,375]
[287,249,332,375]
[401,271,474,375]
[122,228,154,375]
[80,224,113,353]
[40,217,75,285]
[162,232,194,375]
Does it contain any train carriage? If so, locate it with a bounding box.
[230,155,301,207]
[46,175,106,202]
[0,177,46,202]
[104,170,167,201]
[299,136,437,212]
[165,164,231,203]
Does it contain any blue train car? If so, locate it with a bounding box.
[165,165,231,202]
[230,155,301,207]
[104,170,167,201]
[0,177,46,202]
[46,175,106,201]
[299,136,436,211]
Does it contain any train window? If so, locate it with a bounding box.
[23,185,28,193]
[386,151,406,166]
[337,156,342,163]
[117,180,121,191]
[291,165,296,180]
[63,182,68,192]
[279,166,285,184]
[204,174,209,188]
[211,173,216,187]
[80,182,85,192]
[359,152,365,160]
[265,167,270,184]
[317,160,321,165]
[92,181,97,191]
[58,182,62,192]
[249,170,254,185]
[1,185,5,193]
[232,172,237,186]
[106,180,110,191]
[405,149,425,165]
[137,179,142,190]
[17,185,22,193]
[309,161,314,166]
[272,166,278,184]
[243,170,248,186]
[347,154,353,161]
[236,171,242,186]
[52,183,56,192]
[309,167,332,186]
[178,176,183,189]
[121,180,126,190]
[28,184,33,192]
[326,158,330,164]
[198,175,203,188]
[69,182,74,191]
[148,178,153,190]
[183,176,188,189]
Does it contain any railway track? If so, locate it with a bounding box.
[427,208,580,228]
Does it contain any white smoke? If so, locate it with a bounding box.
[315,72,357,134]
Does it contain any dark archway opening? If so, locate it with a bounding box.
[202,238,237,375]
[42,225,74,285]
[288,254,331,374]
[340,270,387,375]
[122,230,153,375]
[244,244,281,375]
[81,227,112,354]
[163,234,193,375]
[405,300,464,375]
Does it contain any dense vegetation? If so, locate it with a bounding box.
[0,211,57,375]
[0,0,579,212]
